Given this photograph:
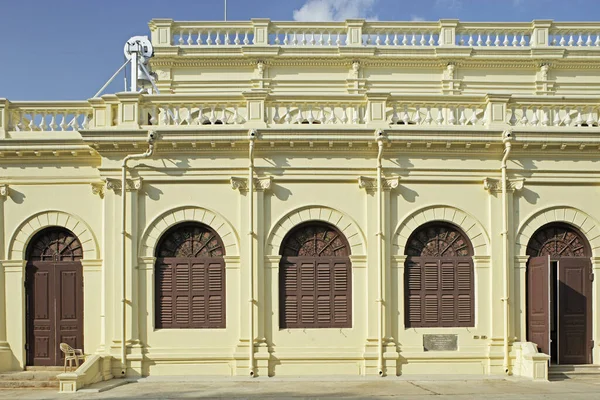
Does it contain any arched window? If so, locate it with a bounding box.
[279,222,352,329]
[155,222,226,329]
[27,227,83,262]
[404,222,474,328]
[526,223,590,258]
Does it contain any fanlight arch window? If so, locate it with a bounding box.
[27,227,83,262]
[526,223,590,258]
[404,222,475,328]
[279,222,352,329]
[155,222,226,329]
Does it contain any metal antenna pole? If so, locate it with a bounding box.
[224,0,227,21]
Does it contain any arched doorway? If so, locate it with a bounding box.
[279,222,352,329]
[404,222,475,328]
[155,222,226,329]
[25,227,84,366]
[526,223,593,365]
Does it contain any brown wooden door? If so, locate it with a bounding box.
[26,261,83,366]
[558,257,592,364]
[527,255,550,357]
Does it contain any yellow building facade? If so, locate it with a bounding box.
[0,19,599,382]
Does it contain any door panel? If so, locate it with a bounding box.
[558,257,592,364]
[527,256,550,357]
[54,263,84,365]
[27,261,83,366]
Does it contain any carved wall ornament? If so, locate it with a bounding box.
[445,63,456,80]
[90,182,105,198]
[256,60,266,78]
[230,176,272,192]
[0,184,8,198]
[540,63,550,81]
[351,61,360,79]
[358,176,400,193]
[483,177,525,193]
[104,177,143,193]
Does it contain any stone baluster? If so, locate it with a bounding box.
[436,106,444,125]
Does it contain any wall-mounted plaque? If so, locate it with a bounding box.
[423,334,458,351]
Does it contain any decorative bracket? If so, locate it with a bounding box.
[104,177,143,193]
[230,176,272,192]
[358,176,400,193]
[90,182,105,198]
[483,177,525,193]
[0,184,8,198]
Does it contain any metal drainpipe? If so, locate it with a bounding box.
[248,129,256,377]
[376,130,385,377]
[501,129,513,375]
[120,130,156,376]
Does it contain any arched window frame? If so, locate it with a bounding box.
[404,222,475,328]
[279,221,352,329]
[154,222,226,329]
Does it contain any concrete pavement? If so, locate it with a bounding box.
[1,375,600,399]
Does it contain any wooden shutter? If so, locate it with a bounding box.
[155,223,226,329]
[156,259,225,329]
[405,257,474,327]
[279,222,352,329]
[281,259,351,328]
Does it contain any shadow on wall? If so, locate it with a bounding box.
[144,185,164,201]
[272,183,292,201]
[520,188,540,205]
[8,189,25,204]
[398,186,419,203]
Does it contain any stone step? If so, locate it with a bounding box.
[25,366,64,372]
[0,370,61,389]
[0,380,59,389]
[549,365,600,380]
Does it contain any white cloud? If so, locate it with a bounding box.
[411,15,425,22]
[293,0,378,22]
[434,0,463,9]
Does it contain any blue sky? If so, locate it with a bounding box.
[1,0,599,100]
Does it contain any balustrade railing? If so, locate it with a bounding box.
[506,103,599,127]
[549,23,600,47]
[141,100,247,126]
[152,19,600,50]
[387,101,486,126]
[7,103,92,132]
[455,23,531,47]
[267,102,364,125]
[172,22,255,46]
[268,22,347,46]
[362,22,440,46]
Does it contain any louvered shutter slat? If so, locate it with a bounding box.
[407,262,421,291]
[301,295,315,324]
[441,262,454,291]
[408,295,421,323]
[424,263,438,290]
[301,263,315,291]
[457,294,472,323]
[191,295,205,324]
[424,295,438,323]
[441,294,455,322]
[333,295,348,323]
[317,295,331,322]
[316,264,331,292]
[175,295,189,325]
[284,296,297,324]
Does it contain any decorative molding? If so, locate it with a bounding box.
[483,177,525,193]
[0,184,8,198]
[104,177,143,193]
[358,176,400,193]
[90,182,105,198]
[230,176,272,192]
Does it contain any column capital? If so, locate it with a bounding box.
[230,176,272,192]
[0,184,8,198]
[358,176,400,193]
[91,182,105,198]
[104,177,143,193]
[483,177,525,193]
